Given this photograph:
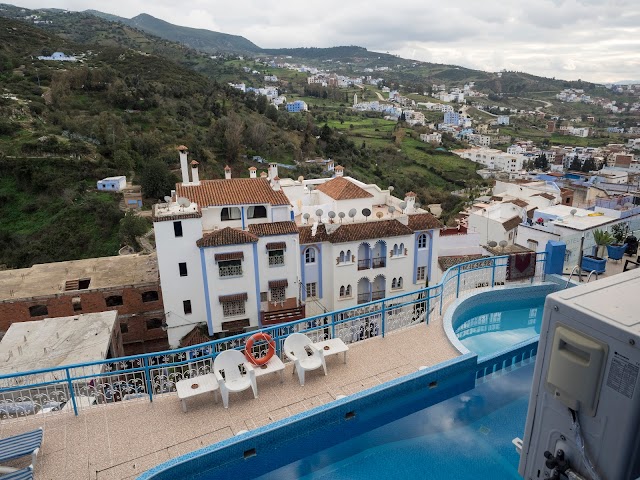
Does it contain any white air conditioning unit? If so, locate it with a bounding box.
[518,269,640,480]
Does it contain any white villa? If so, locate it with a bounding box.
[153,147,442,347]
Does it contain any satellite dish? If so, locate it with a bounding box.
[315,209,323,217]
[388,186,394,192]
[164,196,172,203]
[328,211,336,219]
[362,208,371,221]
[177,197,191,209]
[376,211,384,219]
[570,209,577,216]
[307,185,314,192]
[348,208,357,218]
[488,241,498,248]
[414,202,421,209]
[388,206,396,215]
[303,213,310,221]
[338,212,345,223]
[399,201,407,210]
[499,240,508,249]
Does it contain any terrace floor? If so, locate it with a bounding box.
[0,321,460,480]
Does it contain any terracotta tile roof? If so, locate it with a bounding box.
[532,192,556,200]
[214,252,244,261]
[219,292,248,303]
[407,213,443,231]
[196,227,258,248]
[507,199,529,208]
[299,219,413,244]
[177,178,290,207]
[248,221,299,237]
[179,325,213,348]
[438,254,488,271]
[502,216,523,231]
[299,224,330,244]
[152,211,202,223]
[315,177,373,201]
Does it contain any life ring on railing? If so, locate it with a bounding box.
[244,332,275,366]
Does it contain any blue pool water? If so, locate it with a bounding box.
[454,298,544,357]
[186,362,534,480]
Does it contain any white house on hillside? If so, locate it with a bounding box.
[153,148,442,347]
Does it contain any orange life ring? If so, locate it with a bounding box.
[244,332,275,366]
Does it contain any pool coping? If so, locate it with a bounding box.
[442,282,558,356]
[138,352,478,479]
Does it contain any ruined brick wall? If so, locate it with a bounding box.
[0,282,169,355]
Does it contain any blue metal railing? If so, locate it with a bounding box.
[0,252,546,420]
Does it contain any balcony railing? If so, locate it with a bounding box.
[372,257,386,269]
[268,255,285,266]
[371,290,385,301]
[219,265,243,277]
[357,292,371,303]
[357,259,371,270]
[0,252,547,422]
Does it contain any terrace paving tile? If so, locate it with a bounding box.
[3,320,471,480]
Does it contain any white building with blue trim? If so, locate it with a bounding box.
[153,147,441,347]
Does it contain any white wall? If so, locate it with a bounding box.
[154,217,207,348]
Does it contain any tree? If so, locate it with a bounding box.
[113,150,133,173]
[256,94,268,114]
[119,211,149,251]
[246,121,268,150]
[534,153,549,171]
[569,157,582,171]
[221,113,244,162]
[265,105,279,122]
[140,161,176,199]
[581,157,596,172]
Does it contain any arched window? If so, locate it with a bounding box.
[399,243,405,255]
[393,244,398,256]
[398,277,403,288]
[346,285,352,296]
[418,234,427,249]
[305,247,316,264]
[340,286,345,297]
[339,251,345,263]
[221,207,241,221]
[247,205,267,219]
[346,249,351,261]
[391,278,397,289]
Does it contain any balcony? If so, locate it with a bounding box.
[371,290,385,301]
[372,257,386,269]
[260,297,306,326]
[268,255,285,266]
[219,265,243,277]
[357,292,371,304]
[358,259,371,270]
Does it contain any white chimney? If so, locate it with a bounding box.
[249,167,257,179]
[224,165,232,180]
[334,165,344,177]
[269,162,278,181]
[272,176,281,191]
[178,146,190,184]
[260,171,268,179]
[190,160,200,185]
[405,191,417,211]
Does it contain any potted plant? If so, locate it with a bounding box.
[607,224,628,260]
[582,229,612,273]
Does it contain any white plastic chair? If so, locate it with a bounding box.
[283,333,327,386]
[213,350,257,408]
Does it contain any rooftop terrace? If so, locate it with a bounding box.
[0,254,158,300]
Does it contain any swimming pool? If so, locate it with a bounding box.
[254,363,533,480]
[444,284,559,358]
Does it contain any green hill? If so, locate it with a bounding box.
[86,10,261,55]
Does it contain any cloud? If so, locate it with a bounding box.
[9,0,640,82]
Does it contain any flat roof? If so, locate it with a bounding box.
[0,311,117,374]
[537,205,616,231]
[0,253,158,300]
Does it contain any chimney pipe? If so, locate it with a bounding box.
[334,165,344,177]
[178,146,190,184]
[269,162,278,182]
[224,165,232,180]
[404,192,417,211]
[260,171,268,179]
[272,176,281,191]
[249,167,257,179]
[190,160,200,185]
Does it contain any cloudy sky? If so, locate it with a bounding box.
[11,0,640,83]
